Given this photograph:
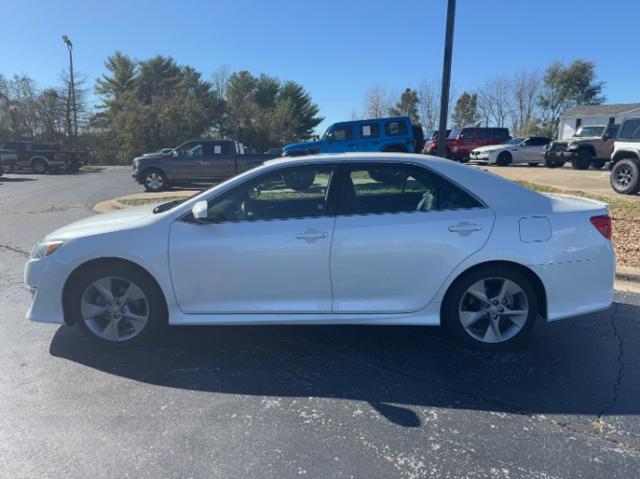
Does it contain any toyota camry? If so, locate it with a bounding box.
[24,153,615,349]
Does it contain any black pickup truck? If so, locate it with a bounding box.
[132,139,280,192]
[0,140,89,173]
[0,148,18,175]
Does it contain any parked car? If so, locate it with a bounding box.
[544,124,618,170]
[431,127,511,161]
[0,148,18,176]
[609,117,640,195]
[282,117,424,156]
[422,129,452,154]
[26,153,614,350]
[132,139,280,192]
[469,137,552,166]
[0,140,89,173]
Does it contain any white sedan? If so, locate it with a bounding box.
[25,153,614,349]
[470,137,552,166]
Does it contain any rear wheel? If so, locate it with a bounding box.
[496,152,512,167]
[31,158,48,174]
[67,262,166,348]
[443,266,538,350]
[591,159,606,170]
[571,150,592,170]
[610,159,640,195]
[142,168,168,192]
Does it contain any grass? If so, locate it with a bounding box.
[80,165,107,172]
[516,180,640,268]
[118,196,189,207]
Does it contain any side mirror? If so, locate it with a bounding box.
[192,200,209,223]
[602,134,609,142]
[327,133,334,142]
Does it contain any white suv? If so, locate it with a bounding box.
[610,117,640,195]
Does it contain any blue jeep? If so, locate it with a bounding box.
[282,116,424,156]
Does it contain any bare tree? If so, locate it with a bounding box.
[212,65,230,101]
[416,79,456,131]
[363,84,391,119]
[478,75,512,128]
[510,69,541,135]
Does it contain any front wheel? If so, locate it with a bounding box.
[571,150,592,170]
[67,262,166,347]
[32,159,49,174]
[443,267,538,350]
[610,159,640,195]
[142,168,168,192]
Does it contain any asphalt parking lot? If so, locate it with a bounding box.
[1,167,640,478]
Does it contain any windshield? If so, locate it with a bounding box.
[505,137,525,145]
[448,128,461,138]
[320,127,331,140]
[575,126,605,137]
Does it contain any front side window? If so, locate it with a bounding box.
[575,126,605,138]
[619,120,640,140]
[461,129,476,139]
[176,142,204,159]
[202,165,336,223]
[330,124,354,142]
[385,120,408,137]
[341,164,482,216]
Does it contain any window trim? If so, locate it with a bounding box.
[180,163,341,224]
[358,122,381,139]
[384,119,409,137]
[334,162,487,218]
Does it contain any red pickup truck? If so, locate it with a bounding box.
[426,127,511,161]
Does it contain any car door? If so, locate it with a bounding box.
[358,122,382,152]
[519,137,546,163]
[167,141,208,180]
[326,124,356,153]
[330,163,494,313]
[168,164,338,314]
[200,141,236,179]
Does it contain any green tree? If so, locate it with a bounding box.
[389,88,420,125]
[452,91,479,127]
[538,59,605,137]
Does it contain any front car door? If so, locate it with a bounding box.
[330,162,494,313]
[169,164,339,313]
[326,124,356,153]
[167,141,208,180]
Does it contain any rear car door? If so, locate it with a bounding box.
[330,163,494,313]
[358,122,382,152]
[201,141,236,179]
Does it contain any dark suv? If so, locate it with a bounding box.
[428,127,511,161]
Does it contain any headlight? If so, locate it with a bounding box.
[31,240,64,259]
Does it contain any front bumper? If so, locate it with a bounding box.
[545,150,575,161]
[24,257,67,324]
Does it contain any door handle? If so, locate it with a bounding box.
[448,222,483,235]
[296,229,328,241]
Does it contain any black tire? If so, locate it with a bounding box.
[283,170,315,191]
[591,159,606,170]
[66,262,167,348]
[496,151,512,167]
[67,163,81,173]
[610,159,640,195]
[443,266,538,350]
[31,158,48,174]
[571,150,592,170]
[528,162,540,167]
[545,159,565,168]
[142,168,169,192]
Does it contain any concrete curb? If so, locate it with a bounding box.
[616,265,640,284]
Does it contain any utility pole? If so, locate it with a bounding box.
[62,35,78,143]
[436,0,456,157]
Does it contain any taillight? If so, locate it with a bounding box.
[590,215,612,240]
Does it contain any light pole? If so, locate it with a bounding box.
[62,35,78,143]
[436,0,456,157]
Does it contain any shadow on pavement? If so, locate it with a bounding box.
[0,176,37,183]
[49,300,638,427]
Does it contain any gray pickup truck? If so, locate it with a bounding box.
[132,139,280,192]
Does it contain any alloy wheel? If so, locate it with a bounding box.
[80,276,149,342]
[615,165,633,187]
[458,277,529,344]
[145,172,164,190]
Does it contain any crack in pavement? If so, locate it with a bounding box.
[598,302,625,420]
[0,244,30,257]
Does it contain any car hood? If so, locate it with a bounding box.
[46,204,161,242]
[283,140,320,151]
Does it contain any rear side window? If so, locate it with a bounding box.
[619,119,640,140]
[525,137,550,146]
[341,164,482,216]
[384,120,408,137]
[493,128,509,139]
[359,123,380,139]
[331,124,354,141]
[478,129,491,139]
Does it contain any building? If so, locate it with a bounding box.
[558,103,640,139]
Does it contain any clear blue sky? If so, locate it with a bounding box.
[2,0,639,133]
